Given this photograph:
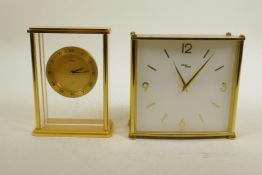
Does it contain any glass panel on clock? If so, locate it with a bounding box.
[35,33,104,124]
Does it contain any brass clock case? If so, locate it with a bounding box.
[129,32,245,139]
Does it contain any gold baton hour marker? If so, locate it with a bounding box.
[214,65,224,71]
[164,49,170,58]
[198,114,204,123]
[161,113,168,123]
[142,82,149,91]
[146,102,156,108]
[212,102,220,108]
[147,65,157,71]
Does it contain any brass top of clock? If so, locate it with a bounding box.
[46,46,98,98]
[131,32,245,40]
[27,27,111,34]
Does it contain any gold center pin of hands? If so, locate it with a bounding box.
[173,54,213,92]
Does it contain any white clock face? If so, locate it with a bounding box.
[136,39,237,132]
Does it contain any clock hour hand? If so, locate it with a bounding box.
[71,67,84,72]
[182,54,213,92]
[172,61,186,89]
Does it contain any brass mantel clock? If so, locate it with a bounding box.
[28,27,113,137]
[130,32,245,139]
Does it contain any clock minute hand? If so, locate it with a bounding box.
[182,54,213,92]
[71,70,89,73]
[71,67,84,72]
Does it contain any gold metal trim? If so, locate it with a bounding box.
[103,34,109,131]
[33,119,113,137]
[30,33,41,129]
[130,32,137,135]
[132,34,245,41]
[130,131,235,139]
[38,33,49,126]
[27,27,111,34]
[228,38,245,133]
[129,32,245,139]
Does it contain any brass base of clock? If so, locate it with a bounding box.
[129,132,236,139]
[33,118,113,138]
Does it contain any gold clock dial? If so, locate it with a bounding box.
[46,46,98,98]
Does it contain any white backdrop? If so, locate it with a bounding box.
[0,0,262,175]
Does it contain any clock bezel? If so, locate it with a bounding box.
[129,32,245,139]
[46,46,98,98]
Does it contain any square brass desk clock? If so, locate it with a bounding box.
[130,32,245,139]
[28,27,113,137]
